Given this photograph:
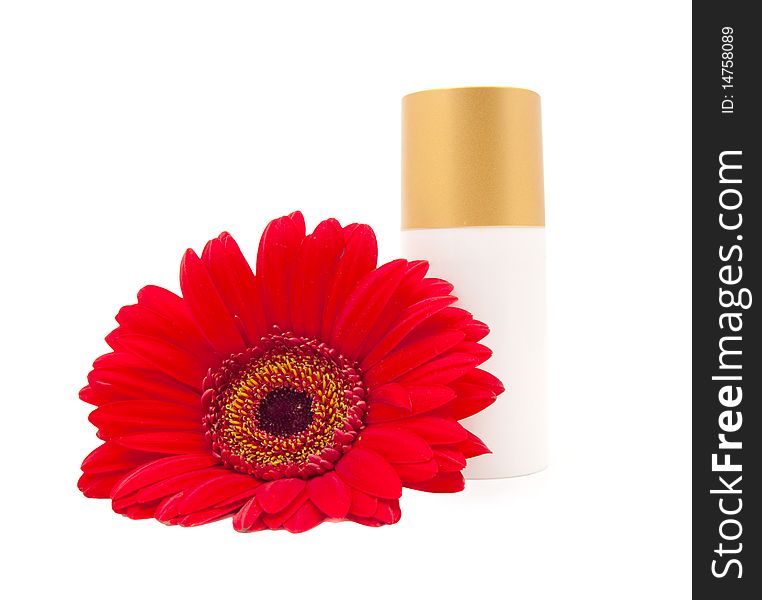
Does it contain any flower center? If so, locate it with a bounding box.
[202,331,367,480]
[256,387,313,436]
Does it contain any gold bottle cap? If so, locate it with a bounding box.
[402,86,544,229]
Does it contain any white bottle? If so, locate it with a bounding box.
[401,87,546,479]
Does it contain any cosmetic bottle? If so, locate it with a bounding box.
[401,87,546,478]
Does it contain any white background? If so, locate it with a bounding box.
[0,2,691,598]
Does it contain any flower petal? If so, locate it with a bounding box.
[366,383,411,410]
[88,400,202,437]
[256,478,306,514]
[372,499,402,525]
[290,218,344,338]
[202,233,267,345]
[397,351,484,385]
[177,473,260,515]
[399,417,468,444]
[261,488,310,529]
[432,381,498,420]
[360,295,457,370]
[106,333,209,389]
[136,285,211,349]
[135,467,228,503]
[256,214,304,330]
[394,459,439,483]
[432,448,467,472]
[180,248,245,356]
[307,472,351,518]
[452,431,491,458]
[179,505,240,527]
[321,224,377,339]
[349,489,378,518]
[113,431,209,454]
[409,385,457,414]
[114,302,213,363]
[232,496,264,532]
[111,454,220,500]
[405,471,465,493]
[355,261,430,359]
[357,425,432,463]
[462,319,490,342]
[81,441,150,474]
[78,472,127,498]
[365,330,465,387]
[335,447,402,500]
[365,402,410,424]
[86,359,202,406]
[330,259,408,360]
[283,501,325,533]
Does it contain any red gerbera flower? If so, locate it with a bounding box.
[79,211,503,532]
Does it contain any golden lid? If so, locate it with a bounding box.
[402,86,544,229]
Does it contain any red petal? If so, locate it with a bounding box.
[179,505,239,527]
[462,319,490,342]
[307,472,351,518]
[360,295,457,370]
[288,210,306,237]
[398,351,483,385]
[283,501,325,533]
[366,383,411,410]
[256,215,304,329]
[453,431,491,458]
[433,448,467,472]
[357,425,432,463]
[155,491,185,523]
[452,341,492,362]
[107,333,209,389]
[400,417,468,444]
[256,478,306,514]
[373,499,402,524]
[365,403,410,423]
[136,285,212,349]
[177,473,259,514]
[81,441,161,474]
[114,431,209,454]
[321,224,377,339]
[232,496,264,532]
[409,385,457,414]
[458,368,506,394]
[202,234,267,345]
[355,261,430,359]
[135,467,227,503]
[111,453,220,499]
[124,502,160,520]
[394,459,439,483]
[330,259,408,360]
[365,330,465,387]
[405,471,465,493]
[290,218,344,338]
[349,489,378,517]
[114,303,214,364]
[86,360,202,406]
[180,249,245,355]
[432,382,497,420]
[348,515,384,527]
[89,400,201,437]
[261,488,309,529]
[335,447,402,499]
[78,471,126,498]
[409,278,454,302]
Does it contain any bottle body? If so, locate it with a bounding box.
[402,226,547,479]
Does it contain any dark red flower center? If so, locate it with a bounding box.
[202,331,367,480]
[256,387,314,436]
